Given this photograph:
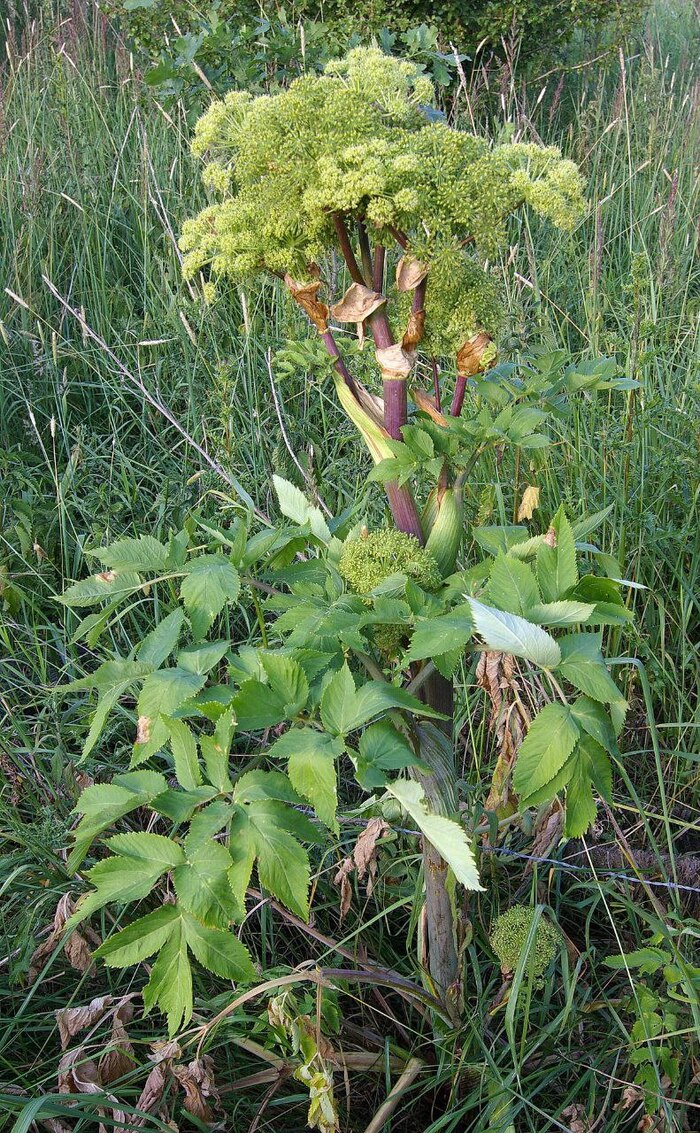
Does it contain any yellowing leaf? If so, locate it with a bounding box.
[387,779,484,891]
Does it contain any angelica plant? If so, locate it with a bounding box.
[59,51,636,1082]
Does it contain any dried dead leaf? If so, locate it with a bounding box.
[135,1061,170,1118]
[412,387,447,426]
[58,1050,103,1095]
[517,484,540,522]
[456,332,493,377]
[56,994,134,1051]
[560,1104,591,1133]
[135,715,151,745]
[395,255,428,292]
[477,652,530,820]
[354,817,390,884]
[99,1000,135,1085]
[615,1084,644,1111]
[530,800,564,863]
[173,1057,220,1121]
[284,274,329,333]
[402,309,425,350]
[331,281,385,323]
[376,343,415,380]
[333,858,354,921]
[333,818,389,921]
[30,894,99,983]
[0,751,23,806]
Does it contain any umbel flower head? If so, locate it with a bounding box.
[339,528,442,594]
[489,905,560,984]
[180,46,585,352]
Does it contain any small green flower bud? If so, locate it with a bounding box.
[339,528,442,594]
[489,905,559,983]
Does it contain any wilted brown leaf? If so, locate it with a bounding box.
[376,343,415,379]
[333,858,354,921]
[402,309,425,350]
[354,818,390,884]
[615,1084,644,1111]
[58,1050,103,1095]
[456,332,493,377]
[173,1057,220,1121]
[284,275,329,333]
[517,484,540,522]
[560,1104,591,1133]
[135,1062,170,1118]
[56,994,135,1051]
[331,282,385,323]
[477,652,530,820]
[395,255,428,292]
[411,388,448,426]
[334,818,390,921]
[99,1000,135,1085]
[29,893,100,983]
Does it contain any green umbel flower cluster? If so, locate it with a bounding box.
[180,46,585,346]
[339,528,442,594]
[489,905,560,983]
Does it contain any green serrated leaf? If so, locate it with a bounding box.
[137,609,186,667]
[137,668,207,719]
[556,632,623,704]
[513,703,580,802]
[525,600,594,627]
[571,696,620,757]
[181,909,256,981]
[404,604,473,663]
[95,905,181,967]
[91,534,169,573]
[142,914,192,1036]
[167,718,202,791]
[69,770,168,871]
[536,507,578,602]
[180,555,240,638]
[273,475,331,543]
[468,598,561,669]
[356,719,420,789]
[269,728,342,834]
[564,759,598,837]
[488,553,540,616]
[174,837,237,928]
[58,571,143,608]
[247,805,310,920]
[387,779,484,891]
[178,640,230,675]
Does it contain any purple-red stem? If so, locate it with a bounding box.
[372,244,385,292]
[383,379,407,442]
[450,374,468,417]
[321,329,358,396]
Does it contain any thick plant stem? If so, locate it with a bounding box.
[385,483,425,544]
[450,374,468,417]
[383,378,408,441]
[412,718,460,1008]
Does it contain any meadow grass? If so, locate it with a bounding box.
[0,2,698,1130]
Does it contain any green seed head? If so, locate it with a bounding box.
[489,905,559,982]
[339,529,442,594]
